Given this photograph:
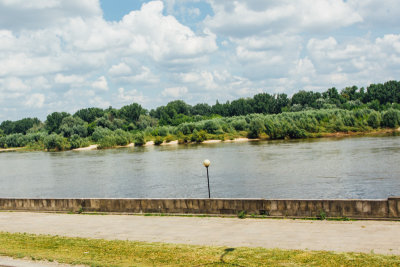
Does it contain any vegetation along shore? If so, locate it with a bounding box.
[1,80,400,151]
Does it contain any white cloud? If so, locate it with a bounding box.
[348,0,400,28]
[115,66,159,84]
[89,96,110,108]
[0,0,101,31]
[0,0,399,120]
[25,93,45,108]
[118,1,217,61]
[91,76,108,91]
[54,74,85,84]
[162,86,188,98]
[108,62,132,76]
[117,87,145,104]
[1,77,30,92]
[204,0,362,37]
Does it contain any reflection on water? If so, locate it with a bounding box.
[0,135,399,199]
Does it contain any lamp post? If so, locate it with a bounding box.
[203,159,211,198]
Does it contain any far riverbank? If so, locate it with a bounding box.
[72,127,400,151]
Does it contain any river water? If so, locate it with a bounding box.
[0,135,399,199]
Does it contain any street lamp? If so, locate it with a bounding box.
[203,159,211,198]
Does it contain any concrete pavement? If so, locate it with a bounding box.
[0,212,399,255]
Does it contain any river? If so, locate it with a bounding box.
[0,135,399,199]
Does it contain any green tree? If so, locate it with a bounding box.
[74,107,104,123]
[382,109,400,128]
[44,134,70,151]
[291,91,322,108]
[59,116,88,137]
[45,112,70,133]
[203,120,220,134]
[229,98,254,116]
[118,103,144,123]
[192,103,212,116]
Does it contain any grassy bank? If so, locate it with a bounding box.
[0,232,399,266]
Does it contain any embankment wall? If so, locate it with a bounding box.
[0,197,399,219]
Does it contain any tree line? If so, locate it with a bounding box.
[1,80,400,150]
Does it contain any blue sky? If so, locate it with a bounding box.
[0,0,399,121]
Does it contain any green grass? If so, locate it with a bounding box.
[0,232,399,266]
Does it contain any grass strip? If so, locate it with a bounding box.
[0,231,399,266]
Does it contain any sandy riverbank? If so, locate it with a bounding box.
[72,137,261,151]
[0,147,22,153]
[72,144,98,151]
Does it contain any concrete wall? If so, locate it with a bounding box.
[0,197,399,219]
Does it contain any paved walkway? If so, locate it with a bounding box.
[0,256,86,267]
[0,212,399,256]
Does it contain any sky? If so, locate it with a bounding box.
[0,0,399,121]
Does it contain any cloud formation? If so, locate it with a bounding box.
[0,0,399,120]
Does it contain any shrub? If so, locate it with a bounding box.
[191,129,207,143]
[44,134,70,151]
[203,120,219,134]
[237,211,246,219]
[113,129,130,146]
[317,210,327,220]
[91,127,112,142]
[69,134,90,149]
[165,135,175,143]
[177,132,189,144]
[247,119,265,139]
[0,137,7,148]
[221,123,234,133]
[4,133,28,148]
[98,135,117,149]
[154,136,163,145]
[157,127,169,136]
[177,123,194,135]
[59,116,88,137]
[381,109,400,128]
[232,119,247,131]
[367,111,381,128]
[134,133,145,146]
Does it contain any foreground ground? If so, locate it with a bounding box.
[0,212,399,255]
[0,212,399,266]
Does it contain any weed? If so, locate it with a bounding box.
[317,210,326,220]
[237,210,246,219]
[77,206,84,214]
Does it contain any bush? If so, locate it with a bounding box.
[247,119,265,139]
[98,135,117,149]
[203,120,219,134]
[367,111,381,128]
[165,135,175,143]
[191,129,207,143]
[154,136,163,145]
[44,134,70,151]
[69,134,90,149]
[177,132,189,144]
[237,211,246,219]
[59,116,88,137]
[381,109,400,128]
[0,137,7,148]
[232,119,247,131]
[157,127,169,137]
[91,127,112,142]
[113,129,130,146]
[134,133,145,146]
[3,133,28,148]
[177,123,194,135]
